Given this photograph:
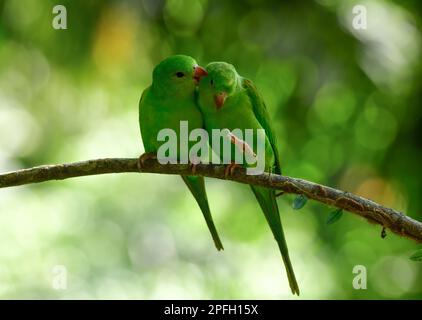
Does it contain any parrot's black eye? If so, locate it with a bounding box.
[210,79,214,86]
[175,72,185,78]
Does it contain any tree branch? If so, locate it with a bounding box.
[1,158,421,243]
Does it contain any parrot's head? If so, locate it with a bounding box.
[200,62,238,110]
[152,55,208,98]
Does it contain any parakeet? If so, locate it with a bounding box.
[138,55,224,251]
[197,62,299,295]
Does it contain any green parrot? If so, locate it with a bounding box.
[138,55,224,251]
[197,62,299,295]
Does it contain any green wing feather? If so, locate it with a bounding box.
[242,78,299,295]
[250,185,299,295]
[242,78,282,175]
[182,176,224,251]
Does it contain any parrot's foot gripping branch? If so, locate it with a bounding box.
[137,152,157,171]
[224,162,240,178]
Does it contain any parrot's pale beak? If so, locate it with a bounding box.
[214,92,227,110]
[193,66,208,84]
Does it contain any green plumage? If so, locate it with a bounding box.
[197,62,299,295]
[138,55,223,251]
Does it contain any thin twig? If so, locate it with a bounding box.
[0,158,421,243]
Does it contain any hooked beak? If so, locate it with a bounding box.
[214,92,227,110]
[193,65,208,84]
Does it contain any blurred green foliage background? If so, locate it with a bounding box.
[0,0,421,299]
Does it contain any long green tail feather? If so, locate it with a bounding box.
[181,176,224,251]
[250,185,300,295]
